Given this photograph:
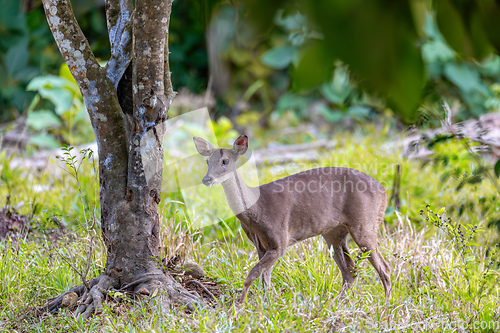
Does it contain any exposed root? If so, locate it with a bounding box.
[33,270,209,319]
[185,280,216,302]
[34,275,102,316]
[76,274,114,318]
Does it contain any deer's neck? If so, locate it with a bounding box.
[221,170,259,216]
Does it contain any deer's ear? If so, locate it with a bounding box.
[193,137,216,157]
[232,135,248,155]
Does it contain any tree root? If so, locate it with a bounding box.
[75,274,114,318]
[34,271,205,319]
[34,275,102,316]
[185,280,216,302]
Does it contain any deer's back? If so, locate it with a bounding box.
[242,167,387,245]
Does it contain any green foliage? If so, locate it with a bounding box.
[169,0,209,93]
[2,0,500,127]
[435,0,500,59]
[261,45,295,70]
[419,134,500,233]
[421,13,500,121]
[250,10,377,125]
[0,151,18,208]
[494,160,500,178]
[208,5,499,127]
[25,64,94,148]
[307,1,424,122]
[55,145,99,230]
[234,1,500,124]
[0,0,109,121]
[421,206,499,310]
[0,0,58,120]
[240,0,425,122]
[0,159,98,235]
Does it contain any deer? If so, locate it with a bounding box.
[193,135,391,304]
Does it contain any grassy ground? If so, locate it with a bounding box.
[1,126,499,332]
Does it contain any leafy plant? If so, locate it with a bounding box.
[421,206,499,311]
[420,13,500,122]
[0,0,108,121]
[0,0,62,119]
[55,145,100,290]
[25,64,94,148]
[417,130,500,235]
[1,127,500,331]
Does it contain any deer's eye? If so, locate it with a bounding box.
[222,159,229,165]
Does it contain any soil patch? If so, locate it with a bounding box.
[0,207,30,241]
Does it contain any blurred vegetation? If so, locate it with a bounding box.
[241,0,500,123]
[2,0,500,129]
[25,64,95,148]
[0,0,109,121]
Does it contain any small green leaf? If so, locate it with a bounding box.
[422,40,455,63]
[317,105,344,123]
[261,45,295,70]
[26,110,62,131]
[346,105,371,121]
[39,88,74,115]
[443,63,490,95]
[385,205,396,216]
[320,66,352,104]
[275,10,307,32]
[27,75,68,91]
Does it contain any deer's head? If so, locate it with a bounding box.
[193,135,248,187]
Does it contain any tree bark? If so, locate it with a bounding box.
[41,0,200,317]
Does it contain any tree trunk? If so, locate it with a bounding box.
[40,0,199,317]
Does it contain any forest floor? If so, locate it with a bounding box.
[0,123,499,332]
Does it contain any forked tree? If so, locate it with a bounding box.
[41,0,199,317]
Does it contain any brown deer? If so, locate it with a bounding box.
[193,135,391,303]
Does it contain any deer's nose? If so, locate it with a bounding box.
[202,176,213,186]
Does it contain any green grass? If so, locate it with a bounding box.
[1,126,499,332]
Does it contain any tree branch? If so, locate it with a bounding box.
[42,0,103,92]
[42,0,130,219]
[127,0,170,195]
[133,0,169,127]
[42,0,120,125]
[105,0,134,88]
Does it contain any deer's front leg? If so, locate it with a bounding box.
[238,249,282,303]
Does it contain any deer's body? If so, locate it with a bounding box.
[194,135,391,303]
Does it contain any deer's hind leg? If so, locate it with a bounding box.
[322,226,356,297]
[346,219,391,300]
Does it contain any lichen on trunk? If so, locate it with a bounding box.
[40,0,201,317]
